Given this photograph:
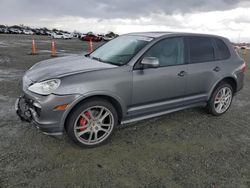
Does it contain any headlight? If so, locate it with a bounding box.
[28,79,61,95]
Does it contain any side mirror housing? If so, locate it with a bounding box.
[141,57,159,68]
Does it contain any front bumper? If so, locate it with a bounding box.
[15,91,79,135]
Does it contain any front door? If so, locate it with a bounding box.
[130,37,187,117]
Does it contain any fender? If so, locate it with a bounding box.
[207,74,238,101]
[59,90,127,128]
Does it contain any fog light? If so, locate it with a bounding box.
[54,104,69,111]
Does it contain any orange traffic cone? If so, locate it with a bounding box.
[51,40,57,57]
[31,39,37,55]
[89,39,93,53]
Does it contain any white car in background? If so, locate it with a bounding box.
[23,30,34,35]
[62,33,73,39]
[52,33,64,39]
[52,32,72,39]
[103,36,114,41]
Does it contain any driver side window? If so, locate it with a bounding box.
[144,37,184,67]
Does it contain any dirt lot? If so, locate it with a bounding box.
[0,34,250,188]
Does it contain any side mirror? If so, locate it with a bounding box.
[141,57,159,68]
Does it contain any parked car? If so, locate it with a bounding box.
[3,28,9,33]
[62,33,73,39]
[0,25,6,33]
[16,32,245,147]
[103,35,114,41]
[51,32,64,39]
[240,46,250,50]
[0,28,4,33]
[73,32,80,38]
[103,32,118,41]
[34,29,43,35]
[47,31,52,36]
[9,28,22,34]
[23,30,34,35]
[52,32,72,39]
[79,33,86,40]
[82,33,102,42]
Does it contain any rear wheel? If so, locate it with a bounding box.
[207,83,233,116]
[66,99,118,147]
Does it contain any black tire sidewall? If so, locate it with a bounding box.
[207,83,233,116]
[66,99,118,148]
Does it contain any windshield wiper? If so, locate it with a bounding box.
[90,56,101,61]
[90,56,121,66]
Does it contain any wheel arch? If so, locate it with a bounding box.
[208,76,237,100]
[62,94,125,129]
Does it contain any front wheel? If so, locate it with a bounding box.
[66,99,118,147]
[207,83,233,116]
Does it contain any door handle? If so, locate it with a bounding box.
[213,66,221,72]
[178,71,187,77]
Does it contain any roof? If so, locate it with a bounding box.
[127,32,174,38]
[126,31,225,39]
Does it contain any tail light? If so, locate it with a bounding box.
[242,61,247,73]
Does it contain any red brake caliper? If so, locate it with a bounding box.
[79,112,90,131]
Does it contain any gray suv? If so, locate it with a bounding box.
[16,32,246,147]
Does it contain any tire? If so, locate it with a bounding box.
[207,82,234,116]
[66,98,118,148]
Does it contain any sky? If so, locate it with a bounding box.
[0,0,250,42]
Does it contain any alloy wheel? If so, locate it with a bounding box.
[214,87,232,114]
[73,106,114,145]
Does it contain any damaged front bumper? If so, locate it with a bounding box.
[15,96,39,122]
[15,92,79,136]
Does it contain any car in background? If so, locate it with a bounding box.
[3,28,9,34]
[79,34,86,40]
[103,35,114,41]
[82,33,102,42]
[34,29,44,35]
[239,46,250,50]
[23,30,34,35]
[9,28,22,34]
[73,32,80,38]
[52,32,64,39]
[0,28,4,33]
[45,31,52,36]
[62,33,73,39]
[52,32,72,39]
[34,29,49,35]
[103,32,118,41]
[0,25,8,34]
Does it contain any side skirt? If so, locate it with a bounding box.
[121,102,206,125]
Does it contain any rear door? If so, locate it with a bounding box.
[185,36,221,100]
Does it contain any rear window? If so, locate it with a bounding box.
[214,38,231,60]
[188,37,215,63]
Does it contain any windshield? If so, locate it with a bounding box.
[89,35,152,66]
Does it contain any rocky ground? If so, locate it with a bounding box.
[0,34,250,188]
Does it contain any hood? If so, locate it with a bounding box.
[25,55,117,82]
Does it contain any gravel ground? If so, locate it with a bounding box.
[0,34,250,188]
